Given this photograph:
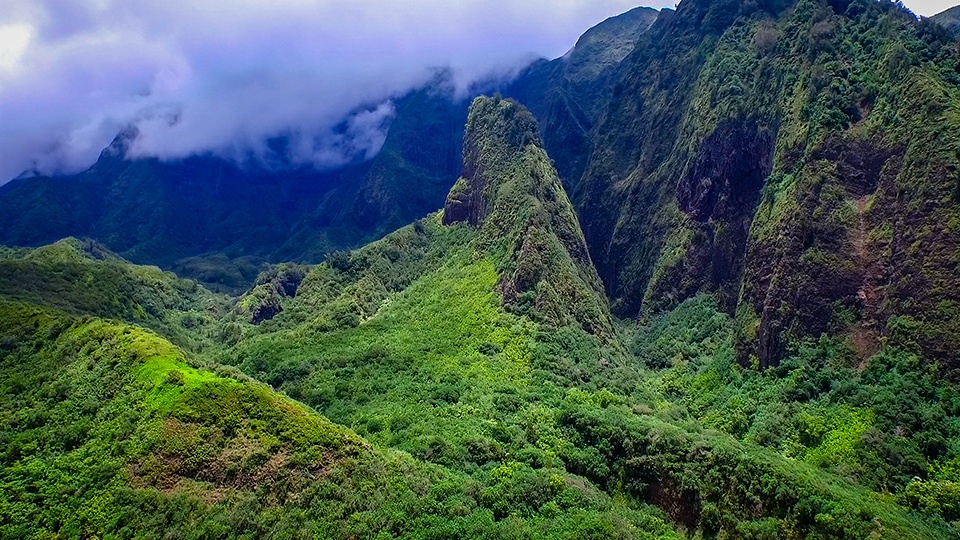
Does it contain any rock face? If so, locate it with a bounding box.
[676,121,775,225]
[237,264,305,324]
[444,96,617,345]
[504,7,661,191]
[669,120,777,311]
[564,0,960,370]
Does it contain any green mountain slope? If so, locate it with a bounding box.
[4,302,672,539]
[573,0,960,371]
[505,7,661,190]
[274,84,469,263]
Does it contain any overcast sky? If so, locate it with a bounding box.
[0,0,954,183]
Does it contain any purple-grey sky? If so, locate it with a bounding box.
[0,0,953,184]
[0,0,676,183]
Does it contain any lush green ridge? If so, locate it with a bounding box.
[504,6,661,189]
[0,237,228,352]
[444,97,617,347]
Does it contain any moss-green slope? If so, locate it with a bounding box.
[574,0,960,371]
[0,301,687,539]
[0,237,228,352]
[444,96,618,349]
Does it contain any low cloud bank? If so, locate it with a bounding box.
[0,0,673,183]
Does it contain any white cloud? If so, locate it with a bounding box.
[0,0,673,183]
[0,24,32,71]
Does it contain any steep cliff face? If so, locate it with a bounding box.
[571,0,960,370]
[505,7,661,191]
[443,96,617,345]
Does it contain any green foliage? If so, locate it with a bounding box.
[640,294,960,530]
[0,301,683,539]
[171,253,264,295]
[0,237,228,352]
[5,6,960,535]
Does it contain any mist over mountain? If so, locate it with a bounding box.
[0,6,667,290]
[0,0,674,183]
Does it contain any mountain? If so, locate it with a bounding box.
[0,237,228,351]
[505,6,661,190]
[443,96,617,346]
[1,76,957,540]
[570,0,960,372]
[217,96,952,538]
[0,85,467,292]
[932,5,960,36]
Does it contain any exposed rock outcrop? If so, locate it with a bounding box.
[443,96,617,346]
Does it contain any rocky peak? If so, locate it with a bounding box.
[443,96,618,347]
[442,96,541,227]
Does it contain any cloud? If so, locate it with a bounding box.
[0,0,674,183]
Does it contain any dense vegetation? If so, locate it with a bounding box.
[572,0,960,374]
[3,0,960,537]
